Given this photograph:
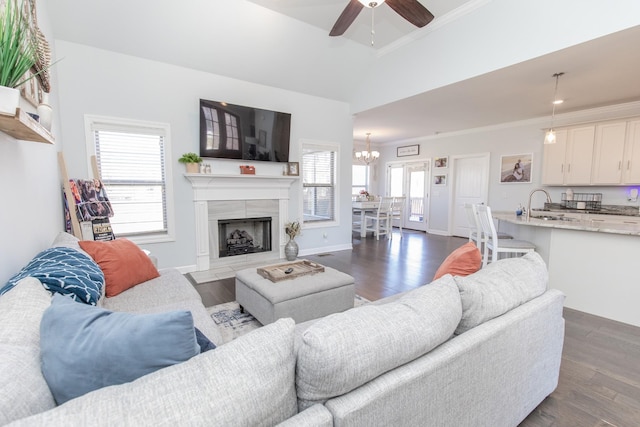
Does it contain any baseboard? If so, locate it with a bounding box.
[299,243,353,256]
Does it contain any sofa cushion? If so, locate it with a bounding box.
[0,277,56,425]
[40,294,200,405]
[79,238,160,297]
[19,319,298,426]
[0,246,104,305]
[296,275,462,404]
[454,252,548,334]
[433,242,482,280]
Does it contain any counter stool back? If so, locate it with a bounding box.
[476,205,535,267]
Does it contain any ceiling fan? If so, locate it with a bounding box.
[330,0,434,37]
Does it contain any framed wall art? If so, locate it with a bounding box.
[434,157,448,168]
[500,153,533,184]
[434,174,447,186]
[287,162,299,176]
[397,145,419,157]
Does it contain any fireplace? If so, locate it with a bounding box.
[185,174,297,271]
[218,217,272,258]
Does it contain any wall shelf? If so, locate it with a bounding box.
[0,108,54,144]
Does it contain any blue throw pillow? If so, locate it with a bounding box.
[40,294,201,405]
[0,247,104,305]
[195,327,217,352]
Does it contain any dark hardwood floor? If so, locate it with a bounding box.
[192,229,640,426]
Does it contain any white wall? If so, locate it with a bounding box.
[53,41,354,270]
[376,102,640,234]
[0,0,64,284]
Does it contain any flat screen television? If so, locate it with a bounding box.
[199,99,291,162]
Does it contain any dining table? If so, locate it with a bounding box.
[352,200,379,237]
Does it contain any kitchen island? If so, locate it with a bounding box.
[493,211,640,327]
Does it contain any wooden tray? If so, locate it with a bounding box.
[257,260,325,282]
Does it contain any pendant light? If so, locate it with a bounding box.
[354,133,380,165]
[544,72,565,144]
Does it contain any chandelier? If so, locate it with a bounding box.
[354,133,380,165]
[544,72,565,144]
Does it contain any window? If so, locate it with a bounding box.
[302,142,338,225]
[85,115,174,243]
[352,164,369,195]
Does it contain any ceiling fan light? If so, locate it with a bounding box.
[358,0,385,8]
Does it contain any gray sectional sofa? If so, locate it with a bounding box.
[0,233,564,426]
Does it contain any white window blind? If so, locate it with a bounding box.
[91,121,169,237]
[302,146,336,223]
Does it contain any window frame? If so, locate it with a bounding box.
[301,140,340,229]
[84,114,175,244]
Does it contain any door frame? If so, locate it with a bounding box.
[448,152,490,236]
[385,159,431,232]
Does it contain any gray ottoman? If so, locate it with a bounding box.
[235,265,355,325]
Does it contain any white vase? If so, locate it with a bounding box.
[0,86,20,115]
[37,94,53,131]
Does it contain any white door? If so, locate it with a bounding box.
[451,154,490,237]
[387,161,429,231]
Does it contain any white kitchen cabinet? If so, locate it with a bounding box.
[592,121,627,184]
[542,125,595,185]
[542,129,567,185]
[623,119,640,184]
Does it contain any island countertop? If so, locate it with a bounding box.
[493,211,640,236]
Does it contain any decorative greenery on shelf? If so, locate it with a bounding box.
[178,152,202,163]
[0,0,37,88]
[285,221,301,239]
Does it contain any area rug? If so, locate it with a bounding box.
[207,295,370,344]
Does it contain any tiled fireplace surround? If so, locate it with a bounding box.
[186,174,297,282]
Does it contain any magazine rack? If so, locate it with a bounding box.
[58,152,115,240]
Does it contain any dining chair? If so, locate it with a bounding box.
[391,196,406,236]
[476,205,535,267]
[364,197,394,240]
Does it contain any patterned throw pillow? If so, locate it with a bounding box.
[0,247,104,305]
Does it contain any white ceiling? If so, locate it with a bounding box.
[247,0,472,49]
[46,0,640,145]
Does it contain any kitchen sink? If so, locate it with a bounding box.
[530,215,576,222]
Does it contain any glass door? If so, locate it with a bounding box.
[387,161,429,231]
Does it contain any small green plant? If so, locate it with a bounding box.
[0,0,37,88]
[178,152,202,163]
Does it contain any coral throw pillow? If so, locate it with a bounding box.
[433,242,482,281]
[79,238,159,297]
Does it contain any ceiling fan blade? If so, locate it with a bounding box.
[330,0,364,36]
[386,0,434,28]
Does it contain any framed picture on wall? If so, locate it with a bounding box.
[434,157,448,168]
[397,145,419,157]
[287,162,299,176]
[434,174,447,186]
[500,153,533,183]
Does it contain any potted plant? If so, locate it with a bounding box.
[0,0,37,115]
[178,152,203,173]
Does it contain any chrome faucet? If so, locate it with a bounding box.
[526,189,552,220]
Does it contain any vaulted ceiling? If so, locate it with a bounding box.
[47,0,640,144]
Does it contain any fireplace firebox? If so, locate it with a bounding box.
[218,217,272,258]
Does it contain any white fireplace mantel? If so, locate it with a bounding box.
[185,173,298,202]
[185,173,299,271]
